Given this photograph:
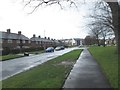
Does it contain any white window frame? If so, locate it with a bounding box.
[8,39,12,43]
[22,40,25,44]
[17,40,20,44]
[36,41,38,44]
[28,40,31,44]
[0,39,3,43]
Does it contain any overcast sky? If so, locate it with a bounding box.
[0,0,96,39]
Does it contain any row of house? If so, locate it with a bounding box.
[105,37,116,45]
[0,29,60,51]
[1,29,115,53]
[84,35,116,46]
[0,29,85,55]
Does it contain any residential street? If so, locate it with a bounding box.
[1,47,82,81]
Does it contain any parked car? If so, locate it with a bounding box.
[55,46,61,51]
[55,46,65,51]
[24,52,29,56]
[60,46,65,50]
[45,47,54,52]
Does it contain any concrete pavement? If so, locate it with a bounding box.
[63,48,111,88]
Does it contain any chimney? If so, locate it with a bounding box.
[38,35,41,38]
[48,37,50,40]
[33,34,36,38]
[18,31,21,35]
[7,29,11,33]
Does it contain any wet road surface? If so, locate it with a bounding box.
[63,48,111,88]
[1,47,81,81]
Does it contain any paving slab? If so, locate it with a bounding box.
[63,48,111,88]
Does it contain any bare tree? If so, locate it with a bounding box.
[22,0,119,52]
[100,26,114,47]
[87,22,114,47]
[84,35,97,45]
[87,0,115,47]
[87,24,101,46]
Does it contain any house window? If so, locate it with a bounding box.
[39,41,41,44]
[41,41,43,45]
[17,40,20,43]
[0,39,2,43]
[22,40,25,43]
[8,40,12,43]
[36,41,38,44]
[29,40,31,44]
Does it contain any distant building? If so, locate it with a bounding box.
[60,38,84,47]
[74,38,85,46]
[105,37,116,46]
[30,34,57,49]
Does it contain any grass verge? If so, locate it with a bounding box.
[89,46,118,88]
[0,54,24,61]
[2,49,82,88]
[0,50,44,61]
[28,50,44,54]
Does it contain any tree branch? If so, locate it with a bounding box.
[23,0,78,13]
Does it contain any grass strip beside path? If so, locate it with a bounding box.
[28,50,44,54]
[0,54,24,61]
[2,49,82,88]
[0,50,44,61]
[89,46,118,88]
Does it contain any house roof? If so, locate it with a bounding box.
[30,37,53,42]
[73,38,84,40]
[0,31,29,40]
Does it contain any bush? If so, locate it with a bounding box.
[2,47,44,55]
[2,48,10,55]
[11,49,20,54]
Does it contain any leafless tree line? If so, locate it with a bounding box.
[21,0,119,51]
[87,1,114,47]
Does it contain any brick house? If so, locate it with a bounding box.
[30,34,54,49]
[105,37,116,46]
[0,29,61,55]
[0,29,30,51]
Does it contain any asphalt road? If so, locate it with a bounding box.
[1,47,80,81]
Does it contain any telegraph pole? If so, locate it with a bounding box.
[44,30,46,50]
[44,30,45,38]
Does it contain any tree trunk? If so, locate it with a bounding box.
[106,1,120,54]
[96,35,100,46]
[103,37,106,47]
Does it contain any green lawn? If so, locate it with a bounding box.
[0,54,24,61]
[89,46,118,88]
[2,49,82,88]
[28,50,44,54]
[0,50,44,61]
